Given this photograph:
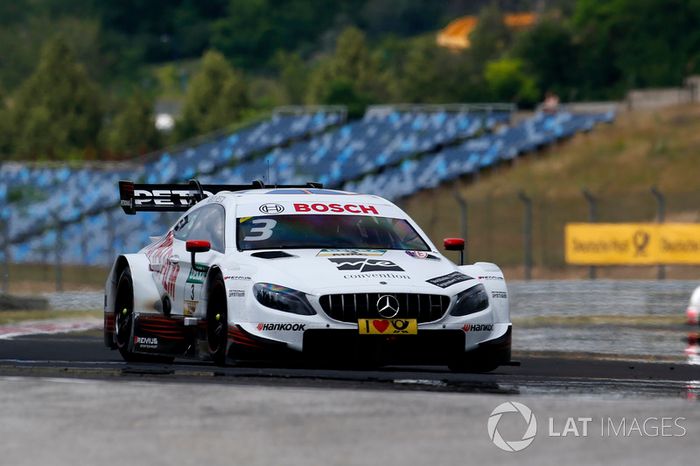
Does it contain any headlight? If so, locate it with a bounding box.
[450,284,489,316]
[253,283,316,315]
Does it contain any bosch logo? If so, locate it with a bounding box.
[294,203,378,214]
[377,295,400,318]
[259,203,285,214]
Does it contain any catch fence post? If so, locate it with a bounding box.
[650,186,666,280]
[107,209,116,266]
[53,214,63,292]
[582,188,598,280]
[452,182,468,263]
[518,191,533,281]
[0,215,9,294]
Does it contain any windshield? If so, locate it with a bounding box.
[236,214,430,251]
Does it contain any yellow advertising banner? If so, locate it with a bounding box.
[565,223,700,265]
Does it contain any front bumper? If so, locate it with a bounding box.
[229,324,512,365]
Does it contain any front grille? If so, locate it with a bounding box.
[319,293,450,323]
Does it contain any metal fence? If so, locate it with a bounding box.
[2,183,700,292]
[404,185,700,281]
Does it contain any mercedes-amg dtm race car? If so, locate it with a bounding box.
[104,180,512,371]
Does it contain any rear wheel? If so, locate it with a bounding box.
[114,268,173,364]
[207,275,228,366]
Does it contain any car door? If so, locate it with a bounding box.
[171,204,226,316]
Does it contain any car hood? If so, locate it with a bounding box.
[240,249,477,295]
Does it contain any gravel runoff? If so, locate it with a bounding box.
[508,280,699,318]
[42,291,103,311]
[0,376,696,466]
[506,280,697,359]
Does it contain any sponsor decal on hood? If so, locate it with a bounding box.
[426,271,472,288]
[343,272,411,280]
[405,250,440,260]
[317,249,386,257]
[329,258,404,272]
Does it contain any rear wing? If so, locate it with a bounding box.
[118,179,322,214]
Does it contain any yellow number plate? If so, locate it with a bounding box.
[358,319,418,335]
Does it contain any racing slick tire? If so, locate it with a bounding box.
[206,274,228,366]
[114,268,174,364]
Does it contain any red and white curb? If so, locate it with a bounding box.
[0,318,102,340]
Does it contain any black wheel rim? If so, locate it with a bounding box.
[115,307,132,349]
[208,286,227,355]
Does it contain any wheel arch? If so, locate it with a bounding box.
[105,254,162,318]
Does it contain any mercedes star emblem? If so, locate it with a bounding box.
[377,295,400,318]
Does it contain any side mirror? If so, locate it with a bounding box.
[443,237,465,265]
[444,238,465,251]
[186,240,211,253]
[186,240,211,272]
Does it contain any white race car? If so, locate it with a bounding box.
[104,180,512,372]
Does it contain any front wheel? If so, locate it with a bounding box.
[207,275,229,366]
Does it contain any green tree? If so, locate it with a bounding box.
[321,78,371,118]
[514,19,579,100]
[176,50,249,139]
[274,51,308,104]
[105,92,160,158]
[573,0,700,97]
[484,58,539,106]
[11,38,102,160]
[211,0,343,69]
[469,4,512,71]
[0,89,11,156]
[306,27,389,110]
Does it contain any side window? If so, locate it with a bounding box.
[173,211,199,241]
[184,204,226,252]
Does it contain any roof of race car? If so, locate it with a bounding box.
[210,187,388,204]
[200,187,404,218]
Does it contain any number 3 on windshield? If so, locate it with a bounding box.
[243,219,277,241]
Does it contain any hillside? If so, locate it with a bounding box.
[402,104,700,279]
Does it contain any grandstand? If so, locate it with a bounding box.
[0,104,614,267]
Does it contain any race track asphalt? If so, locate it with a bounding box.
[0,331,698,399]
[1,331,700,466]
